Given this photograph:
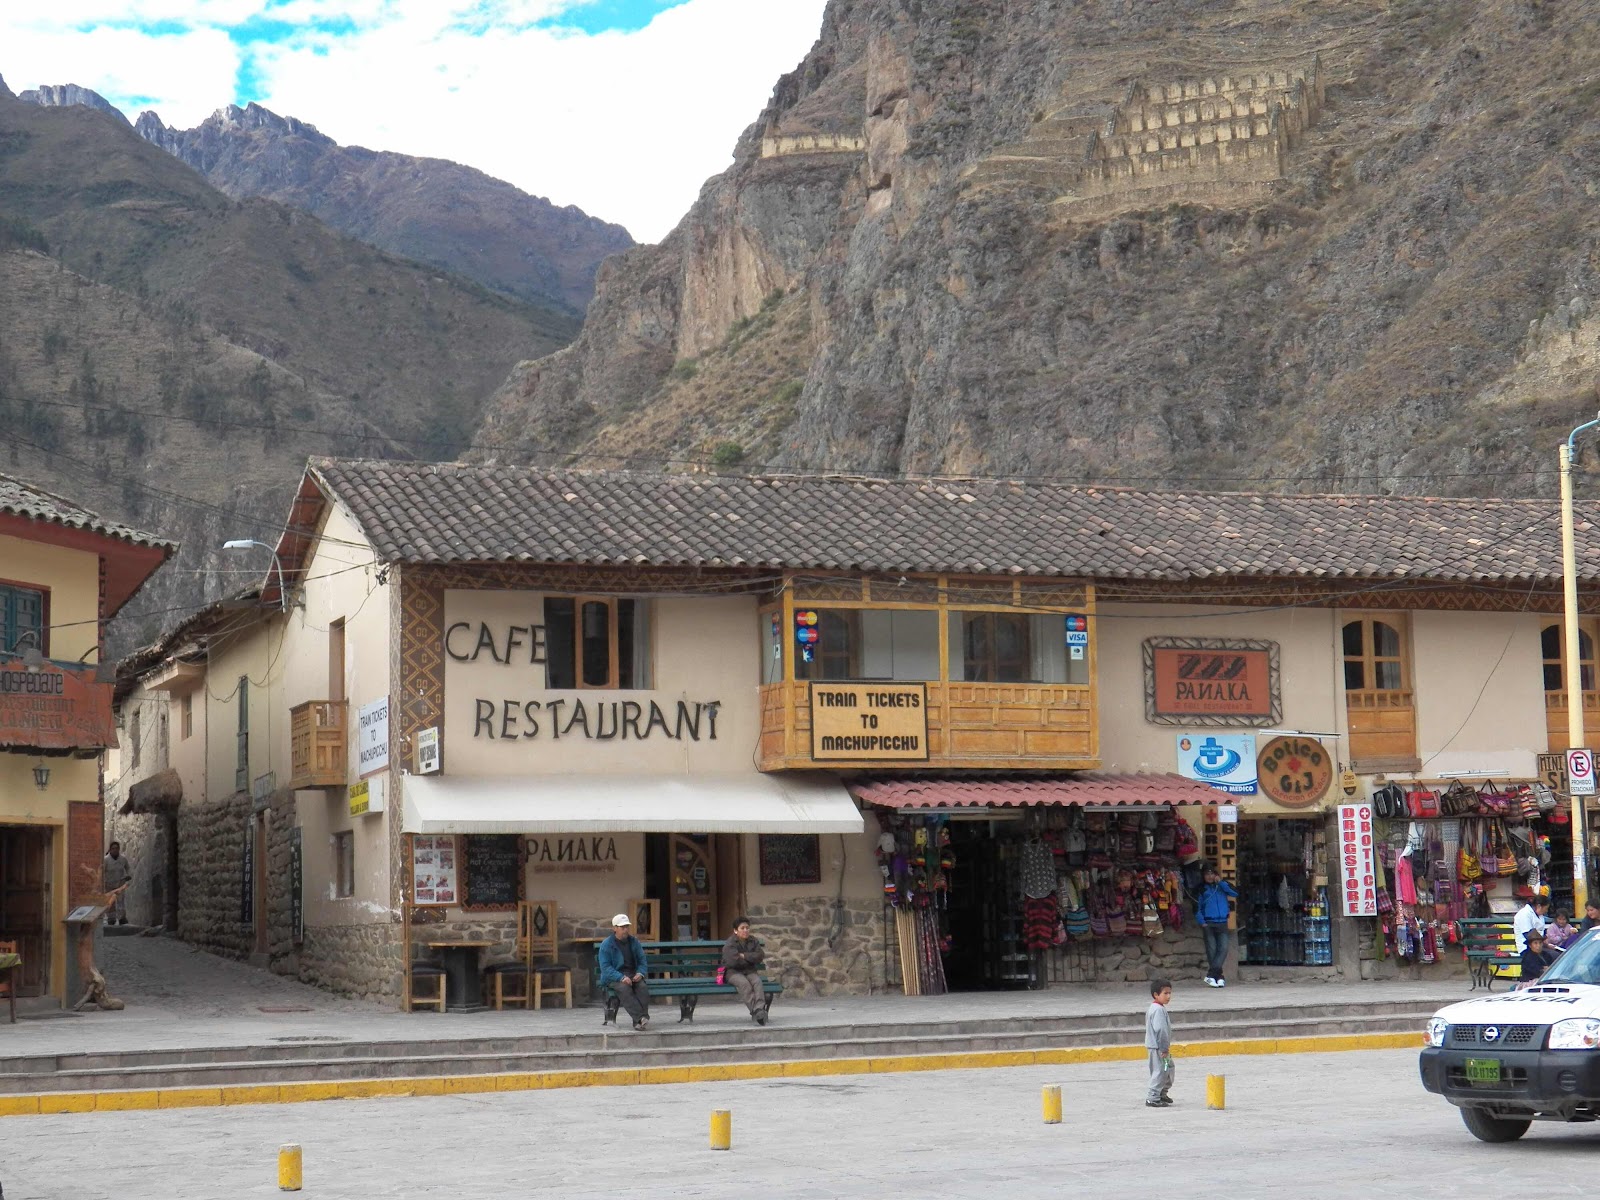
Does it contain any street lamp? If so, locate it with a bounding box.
[222,539,288,612]
[1559,412,1600,912]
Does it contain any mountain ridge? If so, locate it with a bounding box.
[471,0,1600,495]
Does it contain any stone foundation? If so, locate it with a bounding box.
[298,922,404,1002]
[1039,925,1208,985]
[745,895,889,995]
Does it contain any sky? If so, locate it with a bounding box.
[0,0,830,242]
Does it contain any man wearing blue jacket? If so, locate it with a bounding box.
[599,913,651,1030]
[1196,864,1238,988]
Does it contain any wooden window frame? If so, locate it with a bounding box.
[1542,620,1600,695]
[0,579,49,657]
[179,692,193,741]
[1342,614,1410,693]
[235,676,250,794]
[333,831,355,899]
[958,611,1032,683]
[545,595,649,690]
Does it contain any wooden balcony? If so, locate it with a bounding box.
[1544,690,1600,751]
[757,681,1097,771]
[1345,688,1418,772]
[289,700,347,789]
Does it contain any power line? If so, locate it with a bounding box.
[13,391,1597,489]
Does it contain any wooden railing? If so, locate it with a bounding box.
[289,700,348,789]
[1345,688,1416,769]
[757,680,1096,770]
[1543,690,1600,751]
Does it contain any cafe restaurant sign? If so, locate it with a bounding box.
[809,682,929,761]
[1143,637,1281,727]
[0,657,116,751]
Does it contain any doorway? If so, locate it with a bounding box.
[644,833,747,941]
[0,825,52,995]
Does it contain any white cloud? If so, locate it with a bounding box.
[0,0,829,241]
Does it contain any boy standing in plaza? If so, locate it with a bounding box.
[1145,977,1174,1108]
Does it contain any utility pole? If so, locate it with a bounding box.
[1560,414,1600,913]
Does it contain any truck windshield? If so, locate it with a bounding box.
[1537,931,1600,985]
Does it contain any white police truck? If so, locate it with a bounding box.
[1420,930,1600,1141]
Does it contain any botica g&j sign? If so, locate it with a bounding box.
[1256,735,1334,809]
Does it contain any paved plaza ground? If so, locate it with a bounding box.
[0,935,1462,1057]
[4,1048,1595,1199]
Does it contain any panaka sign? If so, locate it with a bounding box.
[0,658,116,751]
[1336,803,1378,917]
[1256,735,1334,809]
[1144,638,1280,726]
[809,683,929,761]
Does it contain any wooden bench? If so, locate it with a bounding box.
[592,939,782,1024]
[1459,918,1521,991]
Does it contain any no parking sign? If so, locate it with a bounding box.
[1568,748,1596,797]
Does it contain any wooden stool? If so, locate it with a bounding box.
[533,962,573,1010]
[406,964,447,1012]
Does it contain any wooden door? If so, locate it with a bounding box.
[253,812,269,955]
[329,618,346,704]
[0,826,51,995]
[712,834,746,937]
[669,834,716,941]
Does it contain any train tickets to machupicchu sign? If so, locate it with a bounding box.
[808,682,929,761]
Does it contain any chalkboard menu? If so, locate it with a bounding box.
[758,834,822,886]
[463,834,523,910]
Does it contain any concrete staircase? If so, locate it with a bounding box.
[0,997,1439,1095]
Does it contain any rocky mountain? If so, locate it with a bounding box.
[133,103,633,313]
[0,78,579,648]
[17,82,128,124]
[473,0,1600,495]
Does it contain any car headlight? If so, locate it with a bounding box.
[1548,1018,1600,1050]
[1426,1017,1449,1047]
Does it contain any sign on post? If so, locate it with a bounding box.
[1568,748,1596,797]
[1336,803,1378,917]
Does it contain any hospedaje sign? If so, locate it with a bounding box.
[1142,637,1281,727]
[0,657,116,751]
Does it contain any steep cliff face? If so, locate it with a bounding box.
[475,0,1600,493]
[134,102,633,313]
[17,82,129,124]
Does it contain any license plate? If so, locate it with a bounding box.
[1464,1058,1502,1084]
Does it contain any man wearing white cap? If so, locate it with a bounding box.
[598,912,651,1030]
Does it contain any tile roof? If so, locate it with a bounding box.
[849,774,1221,808]
[307,458,1600,583]
[0,473,174,550]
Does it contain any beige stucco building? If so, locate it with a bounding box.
[109,463,1600,1003]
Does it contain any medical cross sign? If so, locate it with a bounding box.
[1568,748,1596,797]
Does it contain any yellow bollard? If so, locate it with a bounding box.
[278,1144,303,1191]
[1041,1084,1062,1124]
[709,1109,732,1151]
[1206,1074,1226,1110]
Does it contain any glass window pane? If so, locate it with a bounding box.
[1341,621,1364,658]
[545,598,575,688]
[1546,663,1564,692]
[617,599,651,688]
[1582,630,1595,663]
[1373,622,1401,658]
[1375,660,1403,690]
[1584,663,1597,692]
[1344,661,1365,691]
[1543,626,1563,660]
[580,601,612,686]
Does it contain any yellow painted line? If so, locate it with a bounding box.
[0,1031,1427,1118]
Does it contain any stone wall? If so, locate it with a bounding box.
[760,132,866,158]
[299,922,403,1002]
[175,787,296,966]
[1038,924,1207,985]
[744,895,889,995]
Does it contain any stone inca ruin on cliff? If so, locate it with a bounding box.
[965,60,1325,219]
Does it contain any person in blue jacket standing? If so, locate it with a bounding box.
[1196,864,1238,988]
[598,913,651,1030]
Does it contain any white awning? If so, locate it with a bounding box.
[401,773,864,835]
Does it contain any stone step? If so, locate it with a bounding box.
[0,1007,1434,1095]
[0,997,1443,1077]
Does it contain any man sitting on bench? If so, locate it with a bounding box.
[722,916,768,1025]
[599,913,651,1031]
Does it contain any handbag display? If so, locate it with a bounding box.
[1407,789,1441,819]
